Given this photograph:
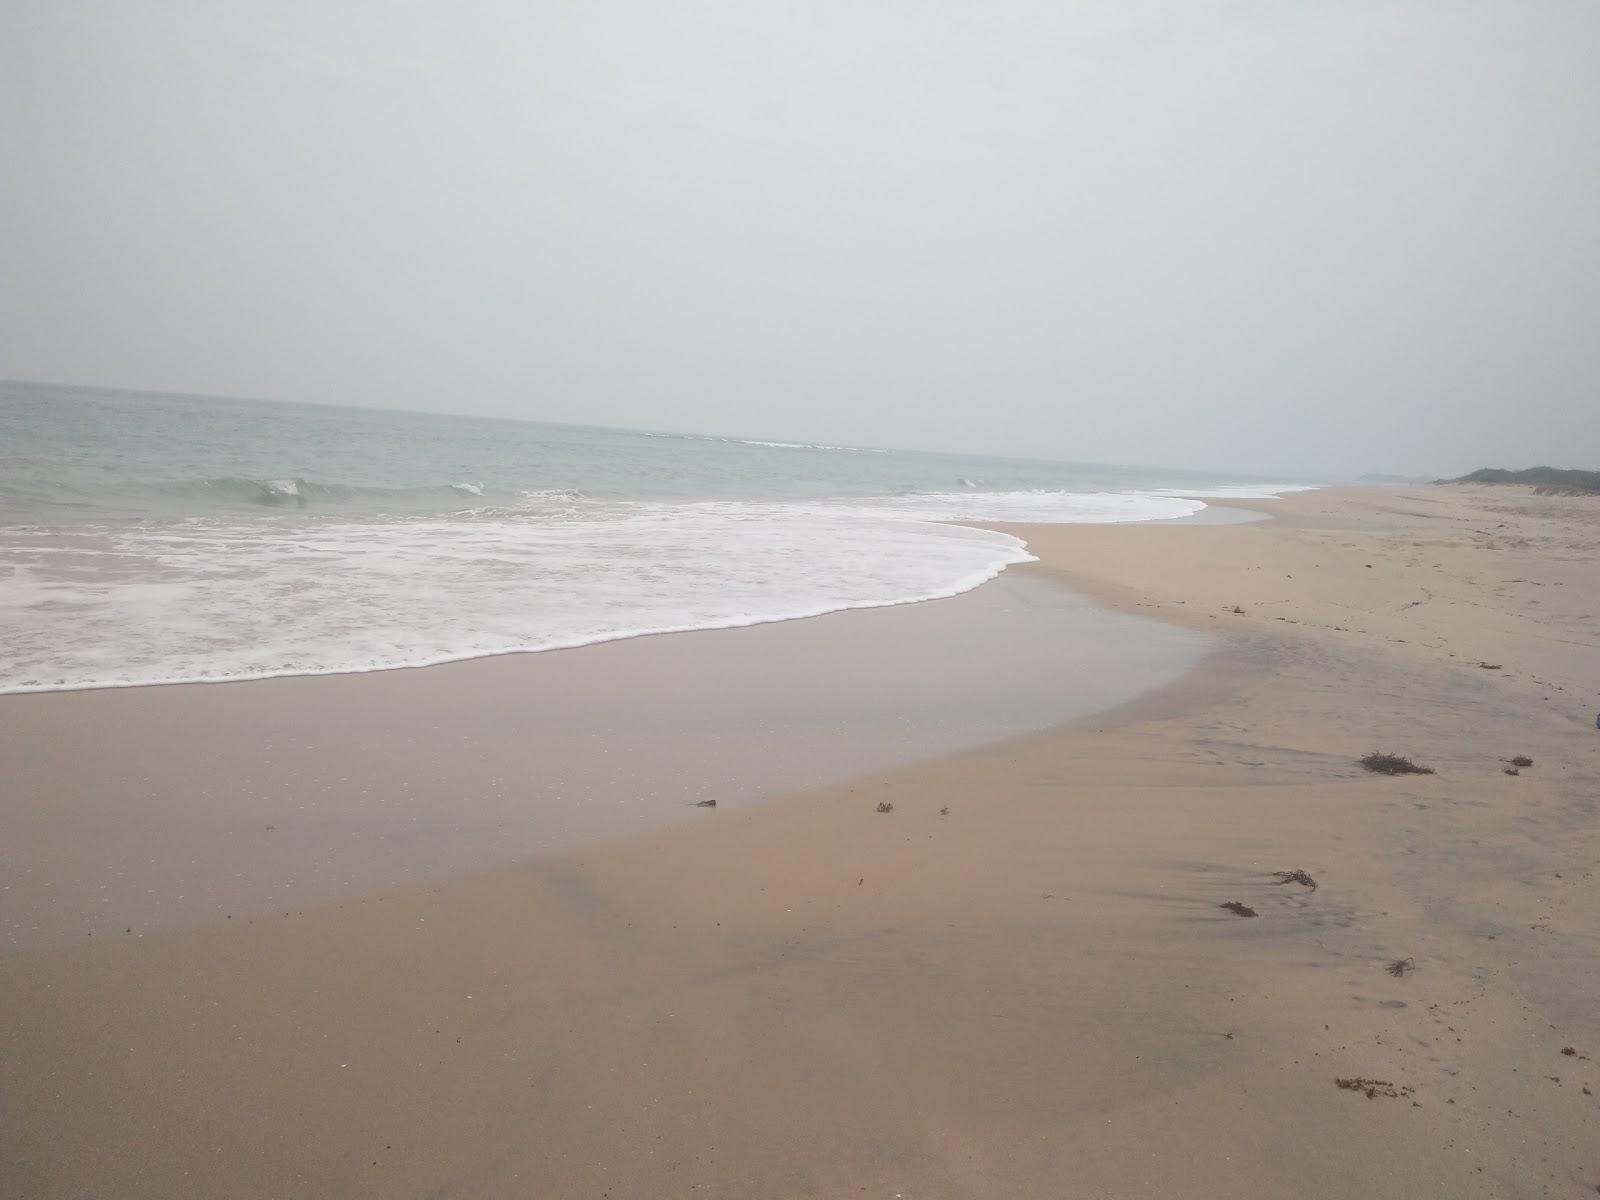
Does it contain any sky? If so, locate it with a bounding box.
[2,1,1597,480]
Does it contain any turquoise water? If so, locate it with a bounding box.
[0,379,1310,692]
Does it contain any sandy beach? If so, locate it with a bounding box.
[4,484,1598,1198]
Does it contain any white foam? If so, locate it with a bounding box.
[640,430,889,453]
[1151,484,1320,500]
[844,490,1205,524]
[0,489,1205,693]
[735,438,890,453]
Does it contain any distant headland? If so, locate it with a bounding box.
[1439,467,1600,495]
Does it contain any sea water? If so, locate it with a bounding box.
[0,380,1312,693]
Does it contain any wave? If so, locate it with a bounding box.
[63,475,509,514]
[0,541,1034,694]
[1151,484,1320,500]
[639,430,888,454]
[844,489,1206,524]
[734,438,890,454]
[0,487,1213,694]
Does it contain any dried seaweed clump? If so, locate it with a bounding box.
[1386,957,1415,978]
[1360,753,1435,776]
[1335,1077,1414,1100]
[875,801,894,814]
[1220,901,1258,918]
[1272,869,1318,890]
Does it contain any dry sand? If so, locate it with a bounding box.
[3,484,1598,1198]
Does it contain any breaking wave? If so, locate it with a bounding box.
[0,488,1213,693]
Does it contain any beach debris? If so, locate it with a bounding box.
[1477,662,1503,670]
[1220,901,1258,917]
[694,799,717,808]
[1504,766,1520,776]
[1336,1077,1414,1100]
[1561,1046,1578,1056]
[1505,755,1534,768]
[1272,869,1318,890]
[938,805,949,816]
[1360,752,1435,776]
[1386,957,1416,978]
[875,801,894,813]
[1229,605,1245,614]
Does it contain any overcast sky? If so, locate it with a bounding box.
[2,2,1597,479]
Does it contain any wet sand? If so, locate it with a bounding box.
[0,570,1207,949]
[4,485,1599,1198]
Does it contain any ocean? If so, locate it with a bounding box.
[0,380,1312,693]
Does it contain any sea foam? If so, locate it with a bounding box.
[0,489,1203,693]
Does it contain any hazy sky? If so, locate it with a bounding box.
[3,2,1597,478]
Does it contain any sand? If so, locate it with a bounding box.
[3,484,1598,1198]
[0,571,1207,950]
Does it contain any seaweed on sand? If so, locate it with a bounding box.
[1360,753,1434,776]
[1272,869,1318,890]
[1336,1077,1413,1100]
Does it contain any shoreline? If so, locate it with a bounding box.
[5,485,1599,1198]
[0,565,1210,950]
[0,490,1289,697]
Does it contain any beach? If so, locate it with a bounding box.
[4,484,1598,1198]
